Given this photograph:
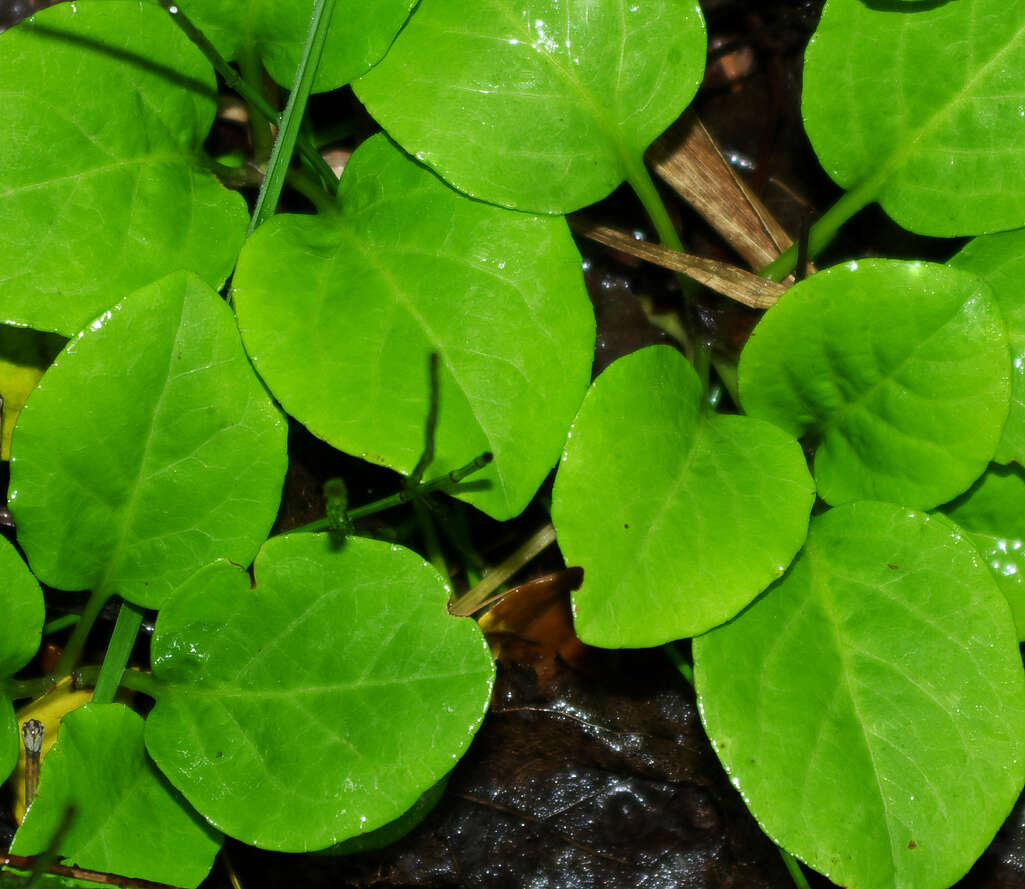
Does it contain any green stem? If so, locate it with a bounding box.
[413,501,449,580]
[239,48,273,163]
[291,452,493,534]
[52,590,111,677]
[623,154,699,355]
[248,0,339,234]
[72,665,161,700]
[42,614,80,636]
[287,168,337,215]
[91,602,144,706]
[779,849,812,889]
[154,0,337,194]
[761,174,881,281]
[663,642,694,686]
[4,676,57,702]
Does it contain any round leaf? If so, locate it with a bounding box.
[12,704,221,888]
[552,345,814,647]
[9,272,287,608]
[940,463,1025,639]
[803,0,1025,236]
[739,259,1009,509]
[694,502,1025,889]
[0,536,44,782]
[144,534,496,852]
[232,134,594,520]
[178,0,415,92]
[0,1,248,335]
[354,0,707,213]
[950,229,1025,464]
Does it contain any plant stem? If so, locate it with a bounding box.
[248,0,339,234]
[663,641,694,686]
[91,602,145,706]
[52,590,110,678]
[413,500,449,580]
[761,173,881,281]
[42,614,79,636]
[4,676,57,701]
[154,0,338,194]
[239,47,273,163]
[780,848,813,889]
[623,154,705,363]
[72,665,161,700]
[291,452,494,533]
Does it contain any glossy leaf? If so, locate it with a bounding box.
[179,0,415,92]
[949,229,1025,464]
[0,1,248,335]
[233,134,593,520]
[739,259,1009,509]
[12,704,221,888]
[552,345,814,647]
[144,534,496,852]
[355,0,707,213]
[940,463,1025,639]
[9,272,287,609]
[0,325,64,460]
[803,0,1025,236]
[695,502,1025,889]
[0,536,44,783]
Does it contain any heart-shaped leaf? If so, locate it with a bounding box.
[178,0,415,93]
[144,534,495,852]
[355,0,707,213]
[694,502,1025,889]
[739,259,1009,509]
[803,0,1025,236]
[12,704,221,888]
[9,272,287,609]
[0,1,248,335]
[0,536,44,783]
[940,463,1025,640]
[949,229,1025,465]
[552,345,814,647]
[232,134,594,520]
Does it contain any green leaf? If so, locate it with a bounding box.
[144,534,496,852]
[694,502,1025,889]
[12,704,221,888]
[232,134,594,520]
[179,0,415,92]
[0,1,248,336]
[0,325,65,461]
[354,0,707,213]
[0,536,44,782]
[9,271,287,609]
[940,463,1025,640]
[320,775,449,856]
[552,346,814,647]
[739,259,1009,510]
[949,229,1025,464]
[803,0,1025,236]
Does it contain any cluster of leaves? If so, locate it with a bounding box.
[0,1,1023,888]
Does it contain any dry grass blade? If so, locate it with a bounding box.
[648,113,808,276]
[571,220,784,309]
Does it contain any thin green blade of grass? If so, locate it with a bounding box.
[248,0,339,234]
